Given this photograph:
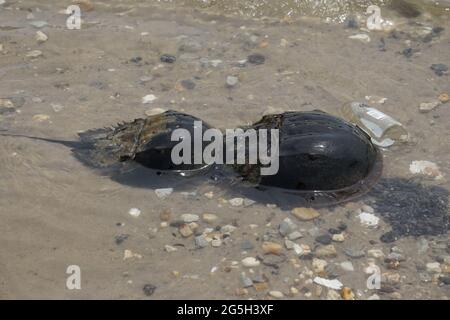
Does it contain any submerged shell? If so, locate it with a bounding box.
[75,110,212,172]
[234,111,383,204]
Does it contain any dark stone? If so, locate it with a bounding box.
[115,233,129,245]
[432,27,444,35]
[328,228,341,235]
[247,53,265,65]
[130,56,142,64]
[180,79,196,90]
[402,48,413,58]
[337,222,347,231]
[344,16,359,29]
[143,284,157,296]
[315,234,332,245]
[0,107,16,115]
[431,63,448,76]
[439,276,450,285]
[160,54,176,63]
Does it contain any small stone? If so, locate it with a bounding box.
[315,234,332,245]
[419,101,441,113]
[35,31,48,43]
[143,284,156,296]
[290,287,299,295]
[332,234,345,242]
[340,261,354,272]
[262,242,283,255]
[155,188,173,199]
[279,218,297,236]
[344,247,365,259]
[128,208,141,217]
[210,59,222,67]
[180,214,199,223]
[426,262,442,273]
[26,50,42,58]
[279,38,288,47]
[220,225,237,234]
[165,245,178,252]
[202,213,218,224]
[349,34,371,43]
[229,198,244,207]
[287,231,303,240]
[361,205,374,213]
[29,20,48,28]
[123,249,142,260]
[204,191,214,199]
[269,291,284,299]
[430,63,448,76]
[358,212,379,226]
[438,93,449,103]
[242,257,260,268]
[211,237,222,247]
[341,287,355,300]
[179,224,193,238]
[240,272,253,287]
[194,235,209,248]
[160,54,176,63]
[241,240,254,250]
[145,108,166,116]
[312,258,328,273]
[313,277,343,290]
[409,160,443,179]
[226,75,239,87]
[294,244,311,257]
[142,94,158,104]
[368,249,385,259]
[368,294,380,300]
[326,289,342,300]
[315,245,337,258]
[291,207,320,221]
[75,0,94,11]
[115,234,129,245]
[180,79,196,90]
[247,53,265,65]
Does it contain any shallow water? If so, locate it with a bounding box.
[0,0,449,299]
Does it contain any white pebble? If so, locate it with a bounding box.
[313,277,343,290]
[155,188,173,199]
[181,214,199,223]
[142,94,158,104]
[128,208,141,217]
[241,257,260,268]
[358,212,379,226]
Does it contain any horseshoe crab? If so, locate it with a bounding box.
[234,111,383,205]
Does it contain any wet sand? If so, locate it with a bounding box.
[0,0,449,299]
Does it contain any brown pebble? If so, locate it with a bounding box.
[341,287,355,300]
[439,93,449,103]
[262,241,283,255]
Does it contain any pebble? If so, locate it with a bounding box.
[341,287,355,300]
[165,245,178,252]
[35,31,48,43]
[220,225,237,234]
[368,249,385,259]
[29,20,48,28]
[115,234,129,245]
[438,93,449,103]
[368,294,380,300]
[419,101,441,113]
[315,245,337,258]
[358,212,379,227]
[262,242,283,255]
[426,262,442,273]
[332,234,345,242]
[211,237,222,247]
[430,63,448,76]
[128,208,141,217]
[312,258,328,273]
[155,188,173,199]
[142,284,157,296]
[160,54,176,63]
[180,79,196,90]
[326,290,342,300]
[226,75,239,87]
[145,108,166,116]
[313,277,343,290]
[247,53,265,65]
[142,94,158,104]
[179,224,193,238]
[180,214,199,223]
[291,207,320,221]
[202,213,218,224]
[26,50,42,58]
[123,249,142,260]
[241,240,254,250]
[315,234,332,245]
[240,272,253,287]
[229,197,244,206]
[268,291,284,299]
[279,218,297,236]
[294,244,311,257]
[194,235,209,248]
[340,261,354,272]
[242,257,260,268]
[349,34,371,43]
[32,114,50,122]
[409,160,443,180]
[287,231,303,240]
